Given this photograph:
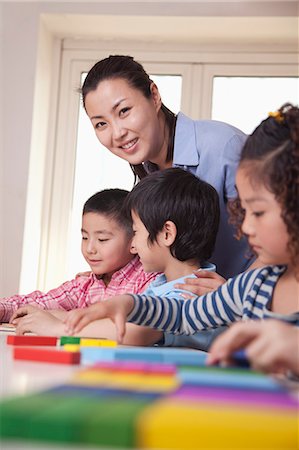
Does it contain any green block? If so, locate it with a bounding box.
[179,365,261,376]
[84,398,150,448]
[59,336,81,346]
[29,395,96,443]
[0,391,155,447]
[0,393,65,440]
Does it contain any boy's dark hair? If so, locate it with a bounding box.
[83,189,133,237]
[81,55,176,180]
[229,103,299,271]
[124,168,220,265]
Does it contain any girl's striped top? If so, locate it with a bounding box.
[128,265,299,334]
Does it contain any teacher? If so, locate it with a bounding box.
[81,55,253,288]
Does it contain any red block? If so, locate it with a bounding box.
[7,335,58,346]
[13,347,81,365]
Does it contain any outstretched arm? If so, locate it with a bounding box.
[64,295,134,343]
[64,273,245,343]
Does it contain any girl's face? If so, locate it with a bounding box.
[81,212,133,283]
[236,167,290,266]
[85,78,166,166]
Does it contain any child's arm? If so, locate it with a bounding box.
[10,306,68,324]
[14,305,161,345]
[0,278,88,322]
[15,309,65,336]
[65,272,247,343]
[64,295,134,342]
[207,320,299,376]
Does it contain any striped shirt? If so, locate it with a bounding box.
[0,256,158,323]
[128,265,299,334]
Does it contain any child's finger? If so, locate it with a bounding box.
[115,313,126,344]
[64,314,81,335]
[10,307,29,323]
[73,315,92,334]
[194,270,216,279]
[174,282,211,296]
[208,322,260,365]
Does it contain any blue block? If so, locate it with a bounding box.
[179,368,284,392]
[80,347,117,365]
[80,345,208,366]
[161,348,207,366]
[47,384,161,400]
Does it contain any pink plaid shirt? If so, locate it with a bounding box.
[0,256,159,322]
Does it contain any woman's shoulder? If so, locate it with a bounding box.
[177,112,246,138]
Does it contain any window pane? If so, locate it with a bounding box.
[66,73,182,277]
[212,77,299,134]
[150,74,182,114]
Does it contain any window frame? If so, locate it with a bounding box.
[22,42,298,291]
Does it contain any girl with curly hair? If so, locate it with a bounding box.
[65,104,299,359]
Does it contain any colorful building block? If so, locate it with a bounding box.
[171,385,298,410]
[80,345,207,366]
[178,366,283,392]
[136,398,299,449]
[80,338,117,347]
[92,361,177,375]
[63,344,81,352]
[0,391,151,447]
[7,335,58,346]
[71,368,179,393]
[60,336,81,346]
[13,347,80,365]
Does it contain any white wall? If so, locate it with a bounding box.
[1,1,297,296]
[2,3,40,296]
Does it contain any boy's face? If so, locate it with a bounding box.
[81,212,133,281]
[131,211,167,272]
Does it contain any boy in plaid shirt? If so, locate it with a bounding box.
[2,189,159,342]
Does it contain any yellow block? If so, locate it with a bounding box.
[71,370,179,392]
[80,338,117,347]
[63,344,81,352]
[137,399,299,449]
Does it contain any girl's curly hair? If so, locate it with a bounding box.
[229,103,299,273]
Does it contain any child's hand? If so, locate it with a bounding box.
[207,320,299,375]
[175,270,226,297]
[64,294,134,343]
[10,305,41,325]
[15,310,64,336]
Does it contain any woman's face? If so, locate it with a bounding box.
[85,78,166,166]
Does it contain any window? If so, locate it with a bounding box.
[20,44,298,292]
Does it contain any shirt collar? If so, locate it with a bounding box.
[150,262,216,296]
[173,112,199,166]
[91,256,141,282]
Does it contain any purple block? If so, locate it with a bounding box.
[171,385,298,410]
[92,360,177,374]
